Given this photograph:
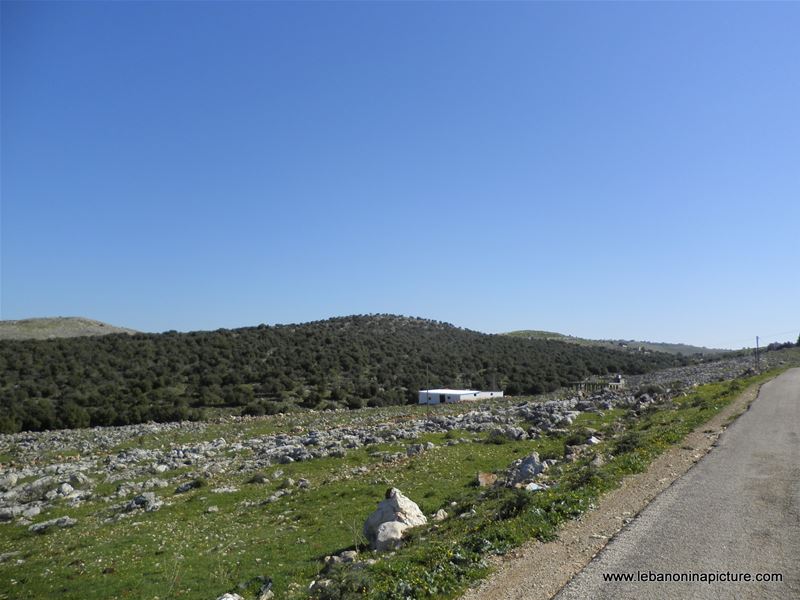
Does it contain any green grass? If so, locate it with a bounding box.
[0,369,786,600]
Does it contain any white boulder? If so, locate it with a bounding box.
[375,521,409,551]
[363,488,427,550]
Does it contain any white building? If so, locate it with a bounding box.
[418,388,504,405]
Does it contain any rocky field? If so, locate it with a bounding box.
[1,349,797,600]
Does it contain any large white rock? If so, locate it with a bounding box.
[375,521,410,551]
[363,488,427,550]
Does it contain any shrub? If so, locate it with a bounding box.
[485,430,510,445]
[614,430,644,454]
[564,427,592,448]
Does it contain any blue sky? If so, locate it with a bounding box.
[2,1,798,348]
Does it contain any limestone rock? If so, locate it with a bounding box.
[488,425,528,441]
[125,492,162,512]
[0,475,18,492]
[363,488,427,550]
[29,516,77,534]
[375,521,409,550]
[507,452,544,485]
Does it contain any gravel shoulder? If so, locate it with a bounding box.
[460,375,773,600]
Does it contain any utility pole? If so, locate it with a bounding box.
[425,364,431,418]
[755,336,760,372]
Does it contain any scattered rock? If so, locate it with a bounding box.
[69,472,92,487]
[406,444,425,456]
[477,472,498,487]
[0,507,20,522]
[21,505,41,519]
[175,480,204,494]
[363,488,427,550]
[432,509,448,521]
[125,492,163,513]
[0,551,21,563]
[29,516,77,534]
[488,425,528,442]
[507,452,545,485]
[0,475,18,492]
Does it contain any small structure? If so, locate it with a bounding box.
[607,374,625,390]
[569,374,625,392]
[418,388,503,404]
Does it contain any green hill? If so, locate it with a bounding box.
[0,317,137,340]
[505,330,730,356]
[0,314,688,432]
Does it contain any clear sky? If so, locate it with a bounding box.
[2,1,798,349]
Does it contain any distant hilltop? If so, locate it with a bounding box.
[504,330,731,356]
[0,317,138,340]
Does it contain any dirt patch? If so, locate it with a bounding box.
[460,379,769,600]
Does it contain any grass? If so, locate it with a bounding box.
[0,317,136,341]
[0,368,787,600]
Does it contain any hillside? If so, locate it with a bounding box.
[0,317,137,340]
[0,314,688,433]
[505,330,730,356]
[0,355,796,599]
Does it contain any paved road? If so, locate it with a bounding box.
[555,368,800,600]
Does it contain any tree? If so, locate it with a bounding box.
[58,400,90,429]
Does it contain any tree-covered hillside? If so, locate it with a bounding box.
[0,315,688,433]
[505,330,730,356]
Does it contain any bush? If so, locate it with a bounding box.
[564,427,592,448]
[614,430,644,454]
[485,430,511,445]
[247,473,268,484]
[494,489,534,520]
[242,402,266,416]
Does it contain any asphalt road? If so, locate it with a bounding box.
[555,368,800,600]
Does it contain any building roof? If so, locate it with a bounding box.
[419,389,480,395]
